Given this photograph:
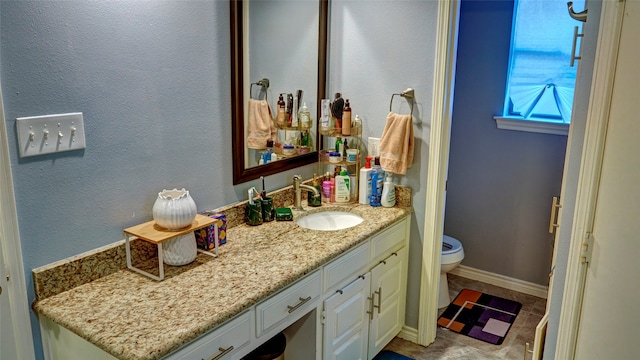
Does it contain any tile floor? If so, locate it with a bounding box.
[384,274,546,359]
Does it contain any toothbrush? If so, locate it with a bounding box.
[260,176,267,199]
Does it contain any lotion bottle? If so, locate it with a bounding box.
[277,94,286,126]
[299,102,311,129]
[342,99,352,136]
[358,156,373,204]
[380,172,396,207]
[335,171,351,203]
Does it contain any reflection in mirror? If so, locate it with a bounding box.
[231,0,327,185]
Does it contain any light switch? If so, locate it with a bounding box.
[16,113,86,158]
[368,137,381,157]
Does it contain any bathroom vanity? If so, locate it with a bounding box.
[34,202,411,360]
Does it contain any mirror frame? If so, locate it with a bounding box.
[231,0,328,185]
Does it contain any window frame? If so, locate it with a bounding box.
[496,0,583,136]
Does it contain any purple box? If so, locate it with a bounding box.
[194,211,227,250]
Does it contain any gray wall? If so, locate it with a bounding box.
[1,1,438,358]
[329,0,438,329]
[444,0,567,285]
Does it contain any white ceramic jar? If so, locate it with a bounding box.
[152,188,197,230]
[163,232,197,266]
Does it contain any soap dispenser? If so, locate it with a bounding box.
[380,172,396,208]
[299,102,311,130]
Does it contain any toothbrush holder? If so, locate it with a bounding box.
[260,197,275,222]
[245,202,263,226]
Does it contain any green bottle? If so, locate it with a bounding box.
[308,174,322,207]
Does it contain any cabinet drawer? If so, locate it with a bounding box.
[256,271,321,336]
[323,241,370,293]
[370,217,408,263]
[165,310,251,360]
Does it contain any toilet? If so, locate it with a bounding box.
[439,235,465,309]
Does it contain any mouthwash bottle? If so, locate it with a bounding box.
[369,157,383,207]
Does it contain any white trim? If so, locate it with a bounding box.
[450,265,548,299]
[397,325,418,344]
[418,0,460,347]
[494,116,569,136]
[0,83,36,358]
[555,1,625,359]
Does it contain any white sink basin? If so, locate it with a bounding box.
[296,211,364,231]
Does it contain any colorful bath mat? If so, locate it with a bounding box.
[373,350,414,360]
[437,289,522,345]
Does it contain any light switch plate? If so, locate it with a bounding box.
[16,112,86,158]
[368,137,381,157]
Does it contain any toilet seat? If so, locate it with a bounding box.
[441,235,464,264]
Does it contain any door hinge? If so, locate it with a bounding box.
[581,232,595,264]
[321,310,326,325]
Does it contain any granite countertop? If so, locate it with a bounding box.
[33,202,412,360]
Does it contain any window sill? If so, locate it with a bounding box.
[494,116,569,136]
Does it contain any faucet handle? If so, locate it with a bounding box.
[293,174,302,182]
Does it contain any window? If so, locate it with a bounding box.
[495,0,586,135]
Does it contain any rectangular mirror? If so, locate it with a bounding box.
[231,0,328,184]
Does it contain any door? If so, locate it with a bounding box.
[573,2,640,358]
[0,237,18,360]
[0,86,35,359]
[323,273,371,360]
[368,247,406,359]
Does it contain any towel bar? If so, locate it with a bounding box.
[389,88,415,116]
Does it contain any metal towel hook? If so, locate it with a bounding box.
[250,78,270,101]
[389,88,415,115]
[567,1,587,22]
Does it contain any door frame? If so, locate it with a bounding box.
[0,86,36,357]
[554,1,625,358]
[417,0,460,346]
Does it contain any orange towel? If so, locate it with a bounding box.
[379,112,414,175]
[247,99,276,150]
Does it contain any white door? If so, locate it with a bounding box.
[0,237,19,360]
[323,273,371,360]
[368,247,406,359]
[1,87,35,359]
[573,2,640,358]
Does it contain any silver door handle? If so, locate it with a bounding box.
[548,196,562,234]
[374,287,382,314]
[570,26,584,67]
[366,295,374,320]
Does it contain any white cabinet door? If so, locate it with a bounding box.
[323,273,371,360]
[368,247,407,359]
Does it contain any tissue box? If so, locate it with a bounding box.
[194,211,227,250]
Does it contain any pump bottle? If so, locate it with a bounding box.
[359,156,373,205]
[380,172,396,207]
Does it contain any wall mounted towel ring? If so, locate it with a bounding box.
[250,78,270,101]
[389,88,415,116]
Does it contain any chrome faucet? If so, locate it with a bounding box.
[293,175,320,211]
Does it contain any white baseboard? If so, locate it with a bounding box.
[450,265,548,299]
[397,325,419,343]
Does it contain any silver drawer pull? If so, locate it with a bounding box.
[205,346,234,360]
[287,296,312,313]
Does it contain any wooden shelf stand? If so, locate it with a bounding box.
[123,214,218,281]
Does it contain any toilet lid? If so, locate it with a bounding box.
[442,235,462,255]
